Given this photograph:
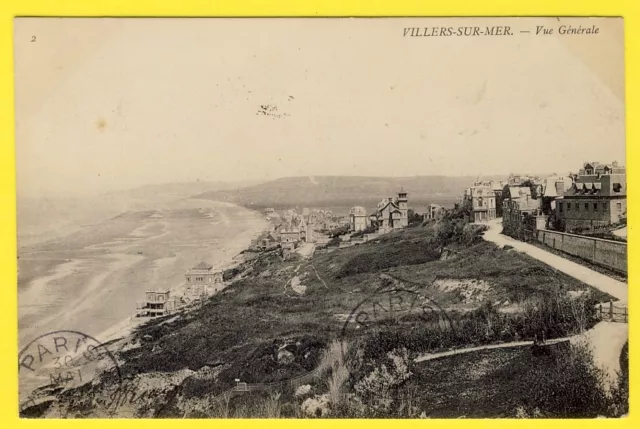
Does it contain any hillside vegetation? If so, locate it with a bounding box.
[31,214,621,418]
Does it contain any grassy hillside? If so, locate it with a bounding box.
[193,175,506,214]
[32,219,618,418]
[116,222,608,389]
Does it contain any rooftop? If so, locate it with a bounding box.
[192,261,213,270]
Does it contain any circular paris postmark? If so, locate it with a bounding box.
[339,274,457,356]
[18,330,122,414]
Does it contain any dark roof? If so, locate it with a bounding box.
[193,261,213,270]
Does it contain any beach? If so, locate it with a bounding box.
[17,197,269,350]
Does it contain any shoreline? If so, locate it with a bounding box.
[18,199,271,348]
[93,203,272,344]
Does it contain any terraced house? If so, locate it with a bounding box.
[555,161,626,232]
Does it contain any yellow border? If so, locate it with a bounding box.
[1,1,637,428]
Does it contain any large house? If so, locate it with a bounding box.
[463,185,497,222]
[185,261,222,297]
[136,290,179,318]
[502,186,543,239]
[349,206,368,232]
[370,190,409,232]
[555,161,626,232]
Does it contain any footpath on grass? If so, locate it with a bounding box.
[474,218,628,389]
[415,336,571,363]
[481,218,627,303]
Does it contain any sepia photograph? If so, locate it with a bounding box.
[15,17,627,418]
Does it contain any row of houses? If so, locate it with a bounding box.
[253,207,344,254]
[500,161,626,239]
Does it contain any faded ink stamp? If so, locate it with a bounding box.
[18,330,122,416]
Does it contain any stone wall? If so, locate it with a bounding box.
[536,229,627,274]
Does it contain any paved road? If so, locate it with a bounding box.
[481,218,628,303]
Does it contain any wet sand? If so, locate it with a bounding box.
[18,198,269,349]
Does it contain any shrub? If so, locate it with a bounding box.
[348,342,415,417]
[515,338,619,417]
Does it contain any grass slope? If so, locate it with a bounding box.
[117,223,611,398]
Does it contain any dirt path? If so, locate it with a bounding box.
[481,218,627,303]
[612,226,627,239]
[480,218,628,390]
[415,336,572,363]
[571,321,628,390]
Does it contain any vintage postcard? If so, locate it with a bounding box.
[14,17,627,418]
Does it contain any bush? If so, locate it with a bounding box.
[516,338,623,417]
[351,225,377,238]
[329,225,350,238]
[326,237,341,248]
[344,333,416,417]
[223,267,242,282]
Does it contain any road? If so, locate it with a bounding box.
[481,218,627,303]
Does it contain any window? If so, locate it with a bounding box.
[603,202,608,210]
[617,202,622,210]
[584,203,589,211]
[567,203,571,211]
[576,203,579,212]
[187,277,191,282]
[613,183,622,192]
[559,203,563,213]
[593,202,598,211]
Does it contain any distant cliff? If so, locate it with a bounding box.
[193,175,506,214]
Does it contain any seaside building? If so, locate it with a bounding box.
[370,189,409,232]
[185,261,222,297]
[136,290,179,318]
[463,185,496,223]
[555,161,627,232]
[349,206,368,232]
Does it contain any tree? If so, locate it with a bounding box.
[407,209,423,227]
[521,179,539,200]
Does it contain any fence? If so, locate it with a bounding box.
[536,229,627,274]
[596,300,628,323]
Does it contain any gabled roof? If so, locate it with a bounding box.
[508,186,531,199]
[377,200,399,213]
[192,261,213,270]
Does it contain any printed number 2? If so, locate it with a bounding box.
[31,36,36,42]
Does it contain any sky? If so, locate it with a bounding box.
[14,17,625,198]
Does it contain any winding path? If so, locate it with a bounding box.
[479,218,628,388]
[481,218,627,303]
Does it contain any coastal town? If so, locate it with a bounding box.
[14,16,627,420]
[134,160,627,325]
